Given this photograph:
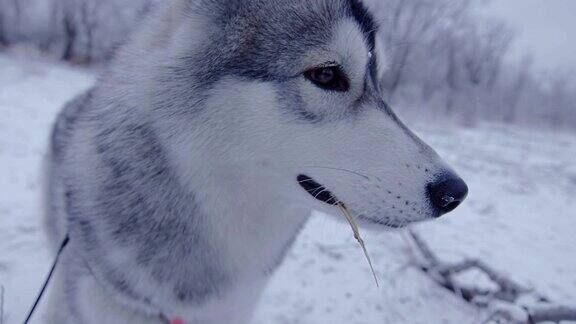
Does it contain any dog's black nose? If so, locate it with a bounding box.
[427,176,468,216]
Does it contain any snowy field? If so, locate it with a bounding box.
[0,53,575,323]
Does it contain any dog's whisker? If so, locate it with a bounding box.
[298,165,372,179]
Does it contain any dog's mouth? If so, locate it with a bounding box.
[297,174,409,228]
[297,174,338,205]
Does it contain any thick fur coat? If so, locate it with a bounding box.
[44,0,467,323]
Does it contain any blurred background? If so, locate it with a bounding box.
[0,0,575,323]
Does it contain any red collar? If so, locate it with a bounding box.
[160,314,184,324]
[170,317,184,324]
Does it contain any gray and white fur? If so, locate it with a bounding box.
[44,0,468,323]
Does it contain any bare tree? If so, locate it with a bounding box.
[0,0,12,45]
[543,71,576,128]
[461,21,513,88]
[503,55,533,124]
[0,14,6,46]
[57,0,77,61]
[374,0,467,95]
[45,0,156,64]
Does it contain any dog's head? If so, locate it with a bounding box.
[145,0,467,228]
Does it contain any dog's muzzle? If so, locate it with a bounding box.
[298,172,468,219]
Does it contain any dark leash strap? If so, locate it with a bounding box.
[23,234,70,324]
[23,235,181,323]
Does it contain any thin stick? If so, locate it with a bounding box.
[337,202,379,287]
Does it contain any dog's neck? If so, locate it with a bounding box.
[159,125,311,278]
[75,117,311,323]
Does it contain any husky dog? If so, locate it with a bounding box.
[45,0,468,323]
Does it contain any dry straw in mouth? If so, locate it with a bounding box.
[336,202,379,287]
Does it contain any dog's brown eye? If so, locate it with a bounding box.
[304,66,349,92]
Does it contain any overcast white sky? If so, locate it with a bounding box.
[481,0,576,71]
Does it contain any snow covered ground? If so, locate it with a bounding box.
[0,53,575,323]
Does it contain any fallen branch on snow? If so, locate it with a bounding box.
[526,304,576,323]
[406,230,576,323]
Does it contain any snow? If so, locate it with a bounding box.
[0,52,95,324]
[1,52,575,323]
